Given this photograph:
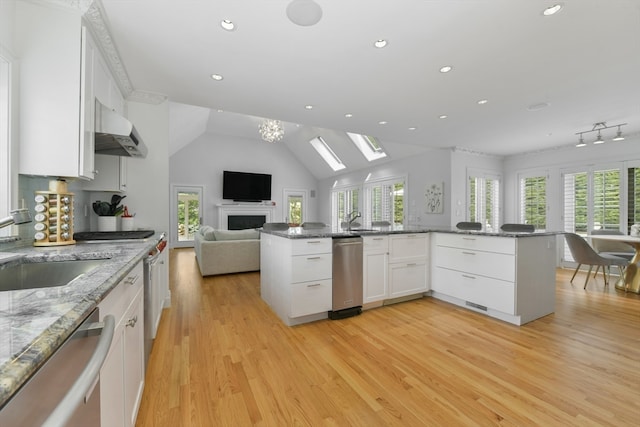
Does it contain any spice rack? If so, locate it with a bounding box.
[33,180,75,246]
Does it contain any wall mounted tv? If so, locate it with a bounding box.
[223,170,272,202]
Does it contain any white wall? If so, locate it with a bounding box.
[124,100,170,233]
[169,132,318,228]
[317,148,452,227]
[503,134,640,232]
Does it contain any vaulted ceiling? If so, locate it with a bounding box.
[98,0,640,179]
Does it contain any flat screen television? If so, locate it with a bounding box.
[222,170,272,202]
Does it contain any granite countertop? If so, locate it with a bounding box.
[260,225,560,239]
[0,238,156,408]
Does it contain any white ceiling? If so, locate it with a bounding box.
[101,0,640,179]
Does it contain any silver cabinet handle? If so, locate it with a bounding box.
[373,237,384,241]
[461,251,476,255]
[307,283,322,287]
[463,237,476,241]
[42,315,115,427]
[406,263,417,266]
[306,256,321,260]
[126,315,138,328]
[307,240,322,244]
[462,274,476,279]
[125,274,140,285]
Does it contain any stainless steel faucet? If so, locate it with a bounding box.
[0,208,32,229]
[347,210,361,231]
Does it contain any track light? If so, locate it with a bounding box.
[612,125,625,141]
[575,122,627,147]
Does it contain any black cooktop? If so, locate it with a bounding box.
[74,230,155,241]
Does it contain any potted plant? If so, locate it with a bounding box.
[93,195,126,231]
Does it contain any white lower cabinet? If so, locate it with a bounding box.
[431,232,556,325]
[388,233,429,298]
[99,261,144,427]
[261,236,332,326]
[363,236,388,304]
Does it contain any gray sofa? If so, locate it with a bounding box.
[194,226,260,276]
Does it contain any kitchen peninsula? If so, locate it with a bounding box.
[260,226,558,327]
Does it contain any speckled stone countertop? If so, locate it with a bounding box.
[0,238,156,408]
[260,225,560,239]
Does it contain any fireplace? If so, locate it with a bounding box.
[217,204,275,230]
[228,215,266,230]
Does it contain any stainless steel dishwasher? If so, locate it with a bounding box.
[329,236,363,319]
[0,309,115,427]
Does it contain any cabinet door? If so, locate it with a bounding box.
[100,325,125,427]
[79,26,96,179]
[83,155,127,192]
[124,291,145,427]
[388,260,428,298]
[363,251,388,303]
[388,234,428,262]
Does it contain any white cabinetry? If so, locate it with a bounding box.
[388,233,429,298]
[16,2,124,179]
[431,233,556,325]
[261,235,332,326]
[363,235,388,305]
[99,261,145,427]
[83,155,128,192]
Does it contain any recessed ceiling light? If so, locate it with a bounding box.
[527,102,550,111]
[374,39,388,48]
[439,66,452,73]
[408,127,417,131]
[439,115,448,119]
[543,4,563,16]
[345,113,353,118]
[210,74,223,81]
[220,19,235,31]
[378,121,388,125]
[216,109,224,113]
[477,99,488,105]
[305,105,314,110]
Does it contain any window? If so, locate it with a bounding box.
[518,173,547,230]
[468,171,500,231]
[363,177,405,226]
[1,53,10,236]
[562,166,622,261]
[283,189,307,226]
[331,186,359,229]
[309,136,345,171]
[346,132,387,161]
[627,165,640,232]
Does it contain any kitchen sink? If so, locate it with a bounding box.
[0,258,108,292]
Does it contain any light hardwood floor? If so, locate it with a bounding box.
[136,248,640,426]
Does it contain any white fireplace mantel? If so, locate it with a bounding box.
[217,204,276,230]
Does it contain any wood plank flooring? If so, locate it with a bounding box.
[136,248,640,426]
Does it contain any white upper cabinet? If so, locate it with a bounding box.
[16,2,122,179]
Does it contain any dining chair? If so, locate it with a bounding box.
[371,220,391,227]
[564,233,628,289]
[456,221,482,231]
[501,223,535,233]
[301,222,326,229]
[589,229,635,280]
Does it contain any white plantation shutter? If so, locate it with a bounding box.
[364,177,405,226]
[519,175,547,230]
[468,171,500,231]
[593,169,621,230]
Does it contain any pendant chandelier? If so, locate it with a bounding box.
[258,119,285,143]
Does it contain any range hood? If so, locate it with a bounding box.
[94,100,148,158]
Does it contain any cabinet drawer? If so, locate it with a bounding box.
[389,234,428,262]
[434,246,514,282]
[434,267,515,314]
[292,253,332,282]
[291,238,332,255]
[435,233,515,255]
[363,235,388,251]
[290,279,332,317]
[388,260,428,297]
[99,262,143,326]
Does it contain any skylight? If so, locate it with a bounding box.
[347,132,387,161]
[309,136,346,171]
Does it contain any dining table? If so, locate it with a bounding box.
[589,234,640,293]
